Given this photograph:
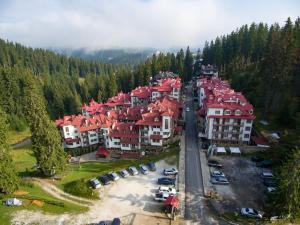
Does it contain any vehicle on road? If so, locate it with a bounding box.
[251,156,265,162]
[140,164,149,174]
[208,160,222,168]
[210,170,225,178]
[256,160,272,168]
[154,192,170,201]
[147,162,156,171]
[241,208,262,219]
[157,186,177,195]
[89,178,101,189]
[163,168,178,175]
[186,107,190,112]
[128,166,139,175]
[158,177,176,185]
[98,221,110,225]
[119,169,130,178]
[99,175,111,185]
[107,172,120,181]
[210,177,229,185]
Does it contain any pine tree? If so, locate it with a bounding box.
[184,46,194,82]
[23,74,66,176]
[176,49,184,80]
[0,107,19,194]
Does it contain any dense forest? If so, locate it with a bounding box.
[202,17,300,128]
[56,48,154,65]
[0,38,195,132]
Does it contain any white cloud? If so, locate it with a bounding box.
[0,0,299,50]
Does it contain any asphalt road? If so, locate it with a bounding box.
[184,84,228,225]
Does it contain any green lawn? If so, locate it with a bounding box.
[0,181,88,225]
[7,128,31,145]
[11,144,36,176]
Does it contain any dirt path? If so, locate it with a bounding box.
[11,137,31,149]
[33,178,94,206]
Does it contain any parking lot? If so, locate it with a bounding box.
[209,156,267,213]
[13,157,178,225]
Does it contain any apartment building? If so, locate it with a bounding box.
[197,77,255,145]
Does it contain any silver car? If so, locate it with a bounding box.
[241,208,262,219]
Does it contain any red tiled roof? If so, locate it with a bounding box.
[96,147,109,157]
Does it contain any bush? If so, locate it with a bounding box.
[64,179,97,199]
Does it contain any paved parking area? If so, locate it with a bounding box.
[209,156,267,213]
[13,158,178,225]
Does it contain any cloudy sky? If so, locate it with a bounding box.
[0,0,299,50]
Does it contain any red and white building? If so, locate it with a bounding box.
[56,77,182,151]
[197,77,255,144]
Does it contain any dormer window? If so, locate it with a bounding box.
[225,110,231,115]
[249,109,253,114]
[154,117,159,122]
[235,110,241,115]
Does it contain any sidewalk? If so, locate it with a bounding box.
[199,150,213,197]
[178,131,186,217]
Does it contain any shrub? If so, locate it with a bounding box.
[8,114,27,132]
[64,179,98,199]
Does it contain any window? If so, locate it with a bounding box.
[114,142,120,145]
[65,127,69,132]
[245,126,251,131]
[215,110,220,115]
[164,119,169,130]
[163,132,169,135]
[224,118,230,123]
[235,110,241,115]
[224,110,231,115]
[246,120,252,124]
[244,134,250,139]
[122,144,129,147]
[74,130,78,133]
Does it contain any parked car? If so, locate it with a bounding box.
[210,170,225,178]
[89,178,101,189]
[158,177,176,185]
[154,192,170,201]
[119,169,130,178]
[107,172,120,181]
[140,164,149,175]
[265,187,277,194]
[163,168,178,175]
[202,142,209,149]
[251,156,265,162]
[256,160,272,168]
[99,175,111,185]
[210,177,229,185]
[157,186,176,195]
[111,218,121,225]
[5,198,22,206]
[261,171,274,179]
[263,179,277,187]
[208,160,222,168]
[241,208,262,219]
[147,162,156,171]
[128,166,139,175]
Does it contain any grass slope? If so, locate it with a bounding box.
[7,128,31,145]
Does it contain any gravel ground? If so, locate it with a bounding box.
[210,156,266,213]
[12,158,177,225]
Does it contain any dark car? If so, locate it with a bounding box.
[263,179,277,187]
[208,160,222,168]
[111,218,121,225]
[202,142,209,149]
[256,160,272,168]
[119,169,130,178]
[147,162,156,171]
[99,175,111,185]
[251,156,265,162]
[158,177,176,185]
[211,177,229,185]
